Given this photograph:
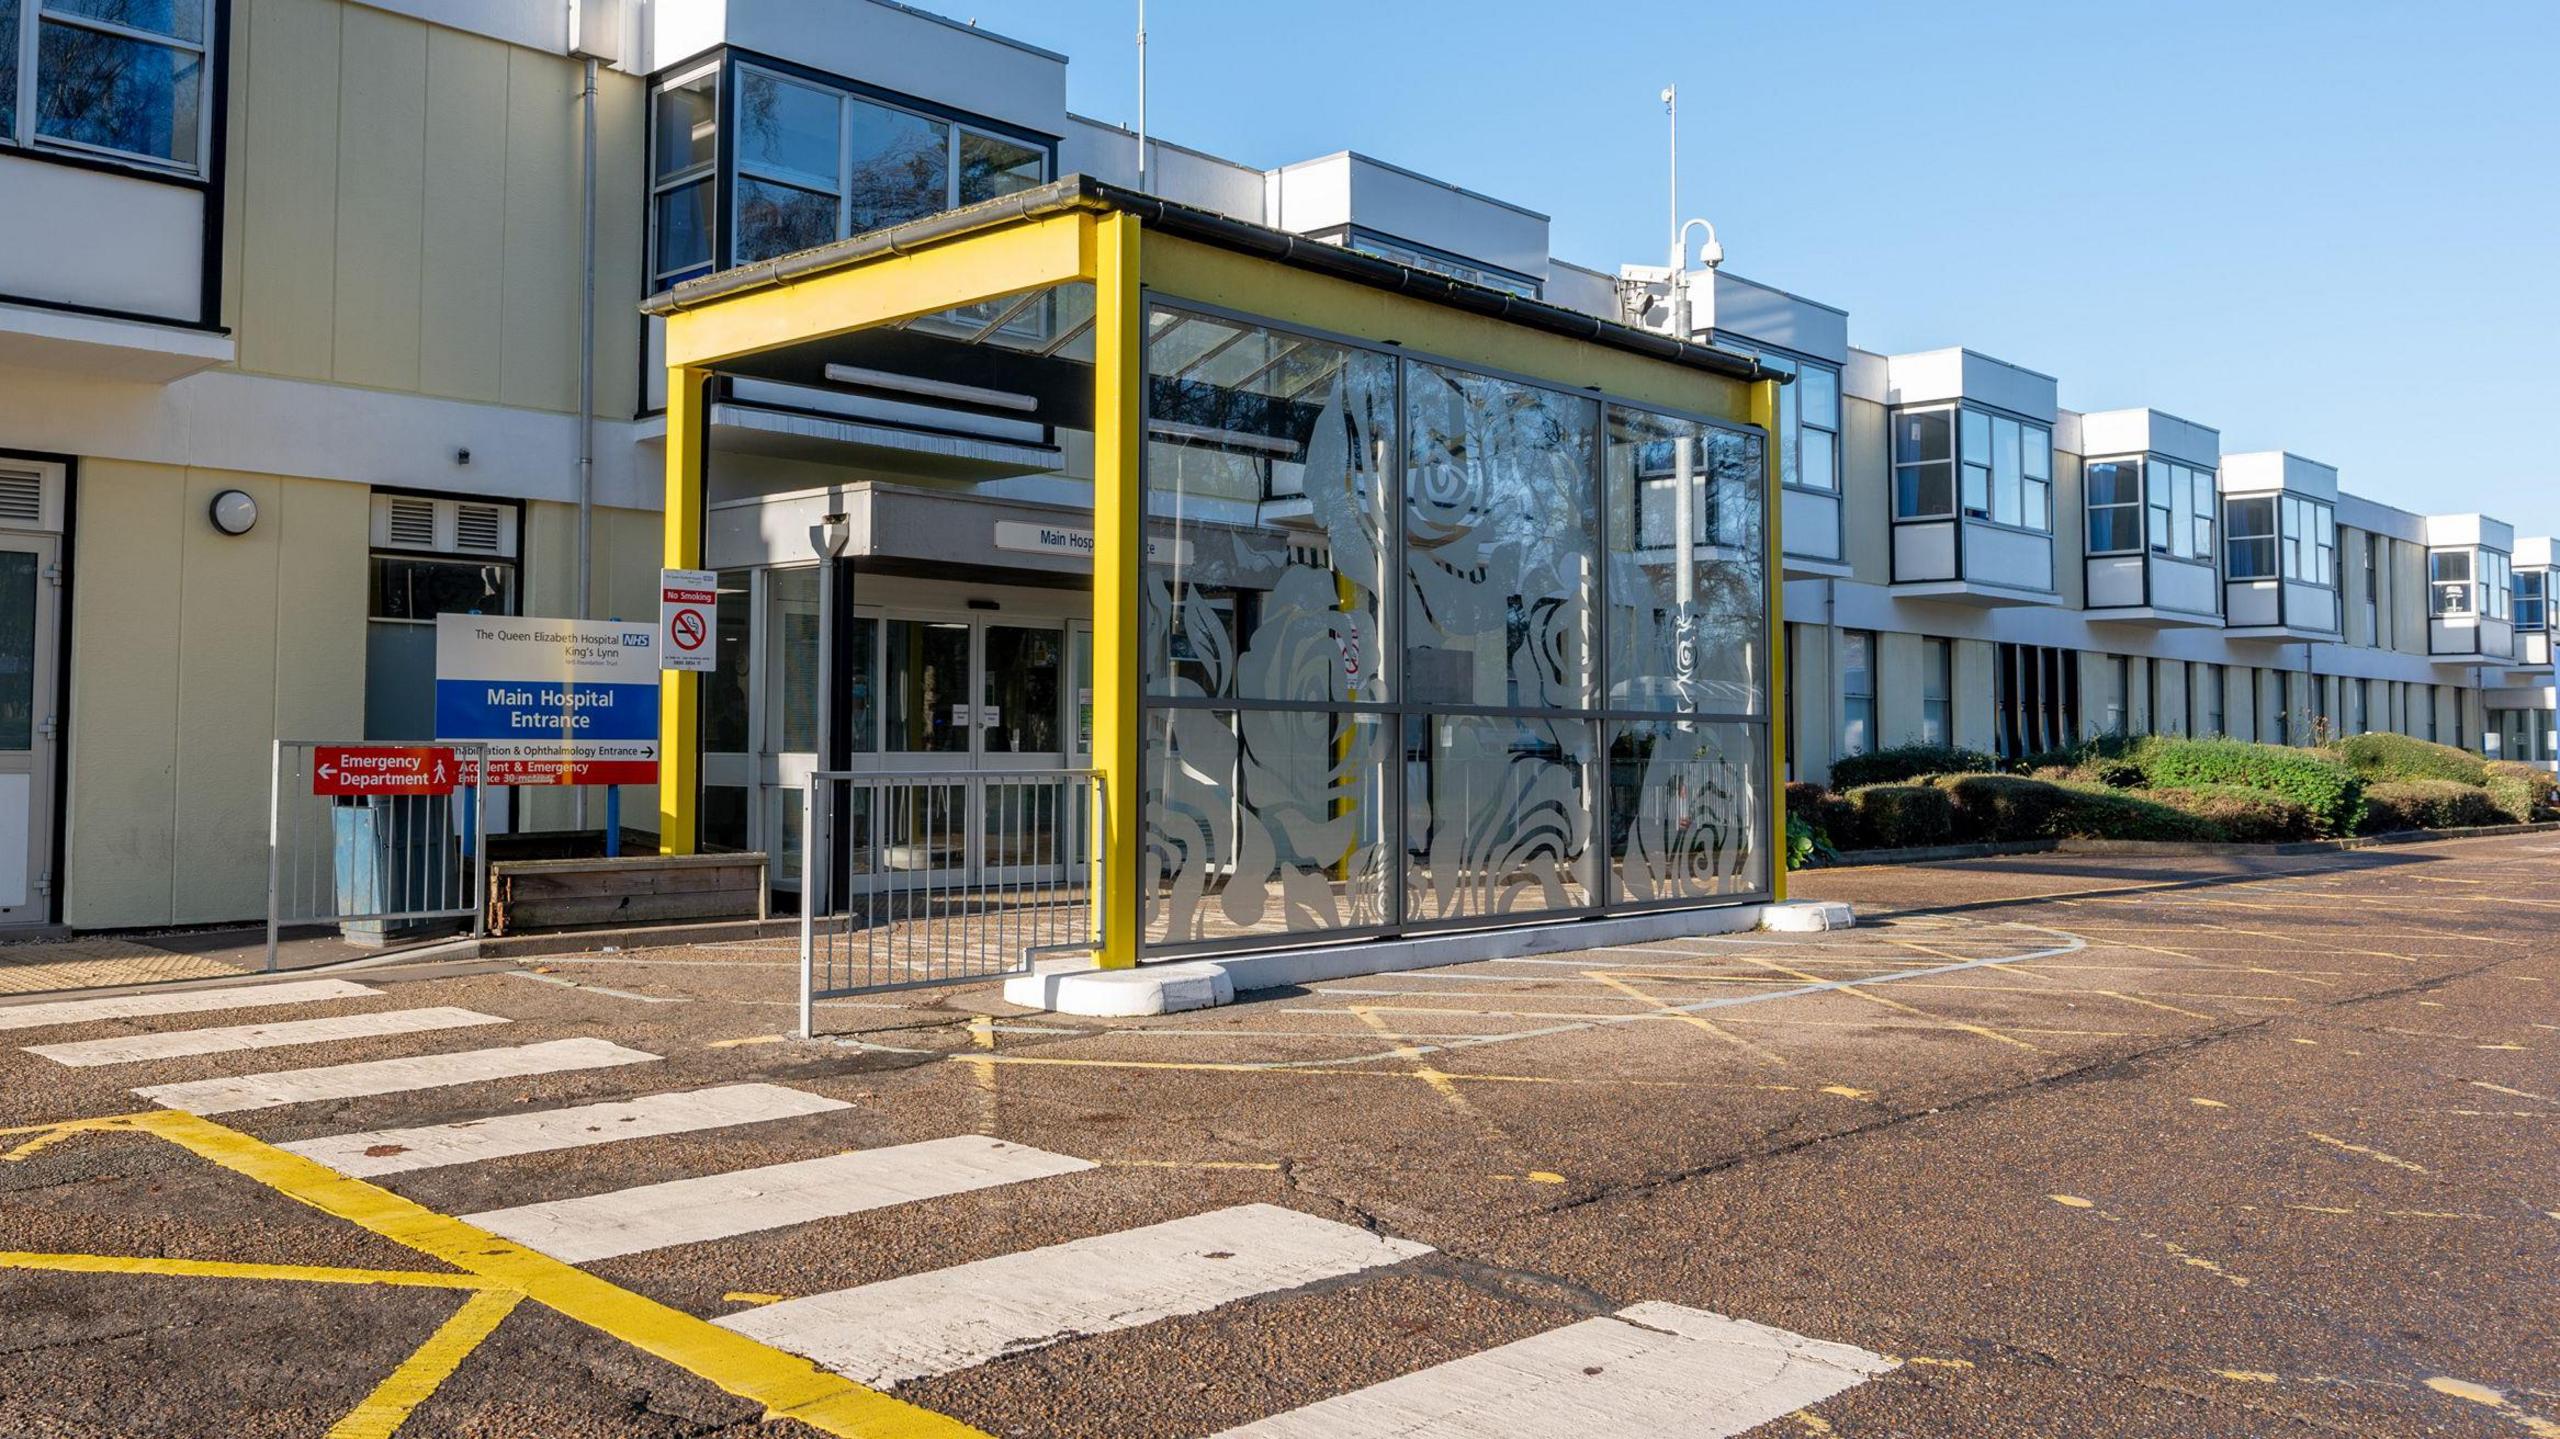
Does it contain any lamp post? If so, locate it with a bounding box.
[811,513,850,913]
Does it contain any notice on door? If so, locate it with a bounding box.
[660,568,718,673]
[313,745,459,797]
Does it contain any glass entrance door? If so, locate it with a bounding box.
[0,535,57,927]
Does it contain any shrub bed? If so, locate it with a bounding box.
[2131,737,2365,836]
[1829,744,1999,791]
[2144,783,2315,843]
[2485,761,2559,823]
[2358,778,2506,834]
[1840,783,1957,849]
[1917,772,2224,844]
[2333,732,2489,787]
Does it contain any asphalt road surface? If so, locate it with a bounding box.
[1,832,2553,1438]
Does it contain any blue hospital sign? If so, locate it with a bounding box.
[434,615,660,786]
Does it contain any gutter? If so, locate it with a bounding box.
[640,175,1786,388]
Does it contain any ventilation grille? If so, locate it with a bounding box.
[0,471,41,526]
[453,504,505,554]
[384,497,438,548]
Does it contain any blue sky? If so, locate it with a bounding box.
[949,0,2559,539]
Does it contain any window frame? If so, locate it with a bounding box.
[2223,495,2278,580]
[2517,567,2551,632]
[1840,629,1876,757]
[647,60,721,289]
[6,0,216,179]
[1916,401,2050,534]
[2429,548,2474,617]
[1920,636,1951,747]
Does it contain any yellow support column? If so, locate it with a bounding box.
[659,366,708,856]
[1753,375,1788,902]
[1089,212,1144,967]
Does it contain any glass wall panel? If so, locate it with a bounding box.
[1604,408,1764,714]
[1403,362,1599,710]
[846,97,950,233]
[885,618,969,754]
[1143,708,1392,944]
[1144,311,1394,705]
[1605,721,1764,904]
[1406,714,1595,921]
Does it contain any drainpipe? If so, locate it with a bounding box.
[574,52,599,831]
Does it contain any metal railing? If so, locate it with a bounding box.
[799,769,1102,1033]
[267,740,488,970]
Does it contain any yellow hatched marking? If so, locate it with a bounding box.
[1731,954,2042,1052]
[325,1289,525,1439]
[1582,972,1790,1066]
[2305,1131,2431,1175]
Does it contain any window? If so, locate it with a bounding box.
[1920,637,1952,746]
[1796,363,1841,494]
[1841,630,1875,757]
[2224,497,2274,578]
[2430,550,2473,616]
[650,66,719,287]
[6,0,209,173]
[364,495,520,742]
[1993,643,2078,759]
[2085,459,2143,554]
[2362,533,2382,642]
[2101,655,2131,736]
[1892,409,1953,519]
[2422,684,2438,741]
[705,61,1051,270]
[2278,495,2335,583]
[1340,228,1540,299]
[2193,662,2224,737]
[2483,549,2512,622]
[2518,569,2550,631]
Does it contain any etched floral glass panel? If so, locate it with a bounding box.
[1402,363,1599,711]
[1605,720,1764,903]
[1143,310,1395,706]
[1604,408,1765,715]
[1142,707,1391,945]
[1404,713,1596,920]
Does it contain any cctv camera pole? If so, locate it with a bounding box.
[1663,84,1683,335]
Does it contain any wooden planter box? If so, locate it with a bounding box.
[486,853,769,936]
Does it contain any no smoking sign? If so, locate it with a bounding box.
[659,568,718,673]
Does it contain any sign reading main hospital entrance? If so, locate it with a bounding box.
[434,615,658,786]
[311,745,457,797]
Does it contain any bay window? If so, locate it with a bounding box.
[2428,547,2509,622]
[2429,550,2473,616]
[2225,497,2277,578]
[1895,404,2049,529]
[2090,455,2214,561]
[650,66,718,288]
[4,0,210,174]
[2281,495,2335,584]
[2518,569,2550,631]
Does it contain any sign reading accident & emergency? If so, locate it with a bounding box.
[434,616,659,786]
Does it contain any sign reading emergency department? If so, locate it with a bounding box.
[434,616,659,786]
[659,568,717,673]
[312,745,457,797]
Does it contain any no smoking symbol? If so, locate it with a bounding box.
[670,609,708,651]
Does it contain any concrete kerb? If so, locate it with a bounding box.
[1002,902,1856,1016]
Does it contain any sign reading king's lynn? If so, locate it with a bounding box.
[434,615,659,787]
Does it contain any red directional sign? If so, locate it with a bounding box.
[313,745,459,797]
[461,757,659,787]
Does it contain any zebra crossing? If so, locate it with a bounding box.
[7,978,1901,1435]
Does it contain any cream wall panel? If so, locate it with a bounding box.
[2225,666,2255,743]
[65,462,184,928]
[2392,540,2428,655]
[1875,631,1924,749]
[419,25,512,403]
[171,470,283,922]
[2153,659,2187,736]
[1840,397,1890,584]
[330,5,430,393]
[2128,655,2153,733]
[2052,452,2085,609]
[594,71,650,420]
[500,49,581,413]
[1952,639,1997,755]
[238,0,343,380]
[1789,623,1833,786]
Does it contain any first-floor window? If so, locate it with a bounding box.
[2430,550,2474,615]
[1921,637,1951,746]
[6,0,210,173]
[2226,497,2278,579]
[2517,568,2549,630]
[1841,630,1876,757]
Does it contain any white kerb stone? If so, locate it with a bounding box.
[1762,900,1856,932]
[1000,962,1234,1016]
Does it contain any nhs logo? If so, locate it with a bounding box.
[622,631,654,649]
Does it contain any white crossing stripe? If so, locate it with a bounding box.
[466,1135,1093,1263]
[133,1038,659,1115]
[719,1203,1433,1386]
[282,1083,853,1177]
[1212,1301,1897,1438]
[0,979,381,1033]
[25,1007,508,1068]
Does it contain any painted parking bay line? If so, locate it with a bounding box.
[26,1007,509,1068]
[133,1037,660,1115]
[719,1203,1431,1387]
[284,1083,854,1177]
[1213,1302,1895,1438]
[465,1135,1092,1263]
[0,978,381,1032]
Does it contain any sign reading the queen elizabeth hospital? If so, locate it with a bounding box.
[434,615,659,786]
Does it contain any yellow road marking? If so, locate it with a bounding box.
[2094,989,2218,1021]
[2189,1097,2230,1108]
[2471,1081,2555,1104]
[2213,1370,2280,1383]
[0,1252,491,1290]
[325,1288,524,1439]
[2305,1131,2431,1175]
[705,1034,788,1049]
[51,1111,984,1439]
[961,1051,1773,1090]
[1101,1159,1283,1171]
[725,1292,792,1306]
[1732,954,2041,1052]
[1582,972,1791,1066]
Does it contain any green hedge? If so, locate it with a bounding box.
[1829,744,1999,791]
[2053,784,2227,842]
[1915,773,2223,844]
[2485,762,2559,823]
[2144,784,2314,843]
[2130,737,2365,836]
[2332,732,2489,787]
[2358,778,2505,834]
[1840,783,1957,849]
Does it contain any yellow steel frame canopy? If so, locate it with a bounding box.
[648,179,1791,970]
